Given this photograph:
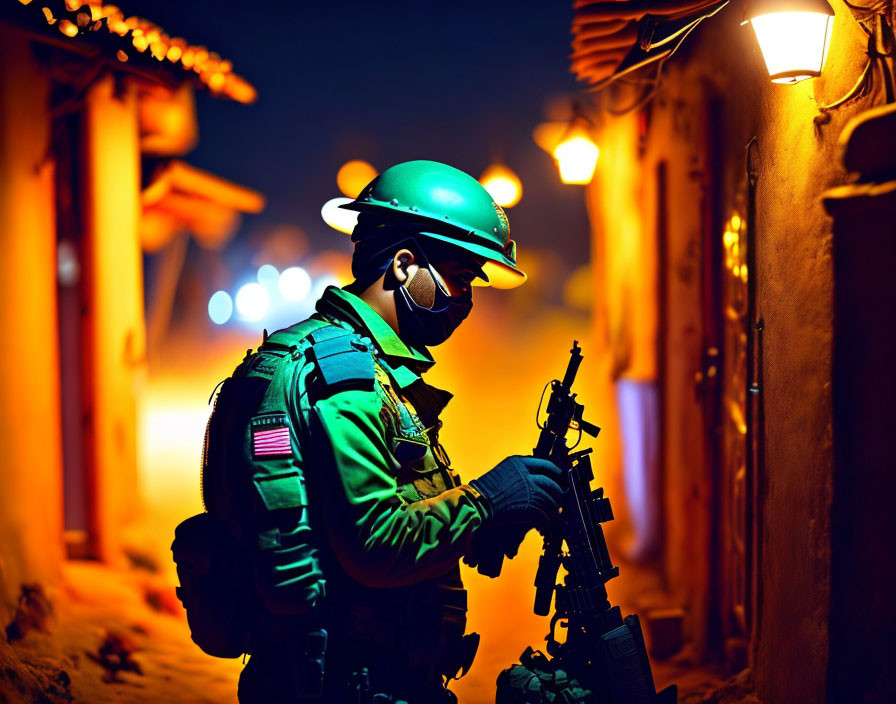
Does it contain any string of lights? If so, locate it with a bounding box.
[9,0,256,103]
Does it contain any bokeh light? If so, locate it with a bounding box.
[479,163,523,208]
[554,134,599,185]
[532,121,568,155]
[279,266,312,302]
[257,263,280,288]
[57,240,80,287]
[235,282,269,321]
[336,160,378,199]
[321,197,359,234]
[208,290,233,325]
[312,274,341,300]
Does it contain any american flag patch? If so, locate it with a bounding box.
[253,426,291,457]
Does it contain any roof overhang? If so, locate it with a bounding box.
[141,160,265,252]
[0,0,256,103]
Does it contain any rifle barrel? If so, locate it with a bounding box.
[562,341,583,390]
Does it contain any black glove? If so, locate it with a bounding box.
[464,524,531,578]
[469,455,564,531]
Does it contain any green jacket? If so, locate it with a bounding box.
[225,284,490,620]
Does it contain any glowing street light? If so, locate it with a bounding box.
[235,282,269,321]
[744,0,834,84]
[279,266,312,302]
[336,160,377,198]
[479,164,523,208]
[322,197,360,234]
[208,290,233,325]
[553,116,600,185]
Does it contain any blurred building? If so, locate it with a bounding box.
[0,0,263,624]
[568,0,896,702]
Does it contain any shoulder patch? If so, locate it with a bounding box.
[251,413,292,458]
[308,326,375,392]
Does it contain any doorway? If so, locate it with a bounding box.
[53,106,98,560]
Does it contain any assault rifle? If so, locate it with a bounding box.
[520,341,677,704]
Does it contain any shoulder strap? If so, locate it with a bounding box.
[245,318,335,383]
[307,326,376,393]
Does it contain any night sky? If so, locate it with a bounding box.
[128,0,590,296]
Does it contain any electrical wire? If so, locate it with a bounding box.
[582,0,895,115]
[592,1,727,114]
[816,58,874,112]
[816,0,896,113]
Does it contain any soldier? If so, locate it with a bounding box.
[201,161,564,704]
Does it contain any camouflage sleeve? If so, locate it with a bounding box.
[306,385,488,588]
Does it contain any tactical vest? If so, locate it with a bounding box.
[295,320,474,693]
[373,355,458,501]
[305,326,475,696]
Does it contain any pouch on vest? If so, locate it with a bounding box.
[172,512,254,658]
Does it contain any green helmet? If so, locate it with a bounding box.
[339,160,526,289]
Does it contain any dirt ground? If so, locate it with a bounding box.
[0,557,758,704]
[0,562,240,704]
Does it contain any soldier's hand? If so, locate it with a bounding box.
[469,456,563,531]
[464,523,531,578]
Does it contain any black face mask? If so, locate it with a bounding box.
[393,254,473,348]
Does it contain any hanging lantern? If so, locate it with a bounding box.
[553,107,599,185]
[479,163,523,208]
[744,0,835,84]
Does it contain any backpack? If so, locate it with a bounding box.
[171,320,329,659]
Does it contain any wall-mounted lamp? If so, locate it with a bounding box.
[553,106,600,185]
[744,0,835,84]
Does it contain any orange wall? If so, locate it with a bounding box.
[690,6,866,701]
[587,90,717,656]
[0,30,65,614]
[583,1,870,700]
[588,111,658,384]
